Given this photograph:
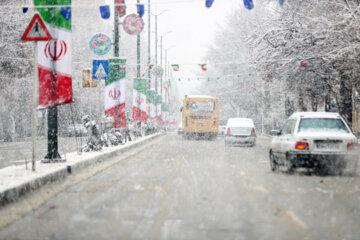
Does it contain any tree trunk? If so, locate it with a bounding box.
[339,74,352,125]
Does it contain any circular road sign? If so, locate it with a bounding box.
[123,14,144,35]
[90,33,111,55]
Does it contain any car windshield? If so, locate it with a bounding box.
[298,118,349,133]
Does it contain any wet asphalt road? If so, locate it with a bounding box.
[0,134,360,240]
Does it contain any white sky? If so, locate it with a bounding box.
[150,0,241,96]
[102,0,243,96]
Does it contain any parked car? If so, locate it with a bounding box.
[224,118,256,146]
[269,112,359,175]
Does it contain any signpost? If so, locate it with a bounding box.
[22,13,52,171]
[93,60,109,79]
[92,60,109,134]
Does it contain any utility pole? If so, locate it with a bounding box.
[137,0,141,120]
[114,0,119,57]
[155,14,158,94]
[147,0,151,90]
[160,36,163,98]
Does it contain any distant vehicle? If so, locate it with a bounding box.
[269,112,359,175]
[218,120,227,136]
[177,122,183,135]
[225,118,256,146]
[181,95,218,139]
[67,124,88,137]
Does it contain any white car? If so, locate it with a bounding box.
[269,112,359,174]
[225,118,256,146]
[218,120,227,136]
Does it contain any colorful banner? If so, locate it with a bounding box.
[162,103,170,124]
[35,0,72,108]
[146,90,156,121]
[132,78,147,122]
[105,58,127,128]
[156,95,162,122]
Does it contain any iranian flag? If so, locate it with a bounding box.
[199,64,207,71]
[35,0,72,108]
[171,64,179,71]
[105,59,127,128]
[132,78,147,122]
[146,90,156,121]
[156,95,162,122]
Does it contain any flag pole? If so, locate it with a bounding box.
[32,42,38,171]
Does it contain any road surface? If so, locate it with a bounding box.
[0,134,359,239]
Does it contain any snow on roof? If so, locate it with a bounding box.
[227,118,254,127]
[186,95,216,99]
[290,112,341,119]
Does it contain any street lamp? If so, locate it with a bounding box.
[164,45,175,104]
[151,10,169,94]
[160,31,172,98]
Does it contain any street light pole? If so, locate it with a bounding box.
[147,0,151,90]
[155,14,158,94]
[114,0,119,57]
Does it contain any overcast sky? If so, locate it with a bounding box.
[150,0,241,96]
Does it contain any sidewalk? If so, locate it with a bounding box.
[0,133,162,207]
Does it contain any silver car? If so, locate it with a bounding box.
[224,118,256,146]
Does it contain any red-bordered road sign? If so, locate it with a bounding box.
[22,13,52,41]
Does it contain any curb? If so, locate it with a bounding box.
[0,133,162,207]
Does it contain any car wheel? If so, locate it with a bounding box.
[285,153,295,174]
[269,151,278,172]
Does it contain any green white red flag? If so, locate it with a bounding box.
[132,78,147,122]
[199,64,207,71]
[116,0,126,17]
[171,64,179,71]
[156,95,162,122]
[35,0,72,108]
[105,59,127,128]
[146,90,156,121]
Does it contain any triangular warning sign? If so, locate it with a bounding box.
[95,64,107,78]
[22,13,52,41]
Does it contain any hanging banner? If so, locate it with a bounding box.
[132,78,147,122]
[157,95,162,122]
[105,58,127,128]
[162,103,170,125]
[146,90,156,121]
[35,0,72,108]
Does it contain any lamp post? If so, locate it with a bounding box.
[164,45,175,104]
[151,10,168,94]
[160,31,172,98]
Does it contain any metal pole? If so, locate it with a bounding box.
[155,15,158,93]
[114,0,119,58]
[137,0,141,121]
[160,36,163,98]
[147,0,151,90]
[32,42,38,171]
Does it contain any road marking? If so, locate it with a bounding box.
[134,184,145,191]
[253,185,269,193]
[285,210,308,229]
[315,187,330,194]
